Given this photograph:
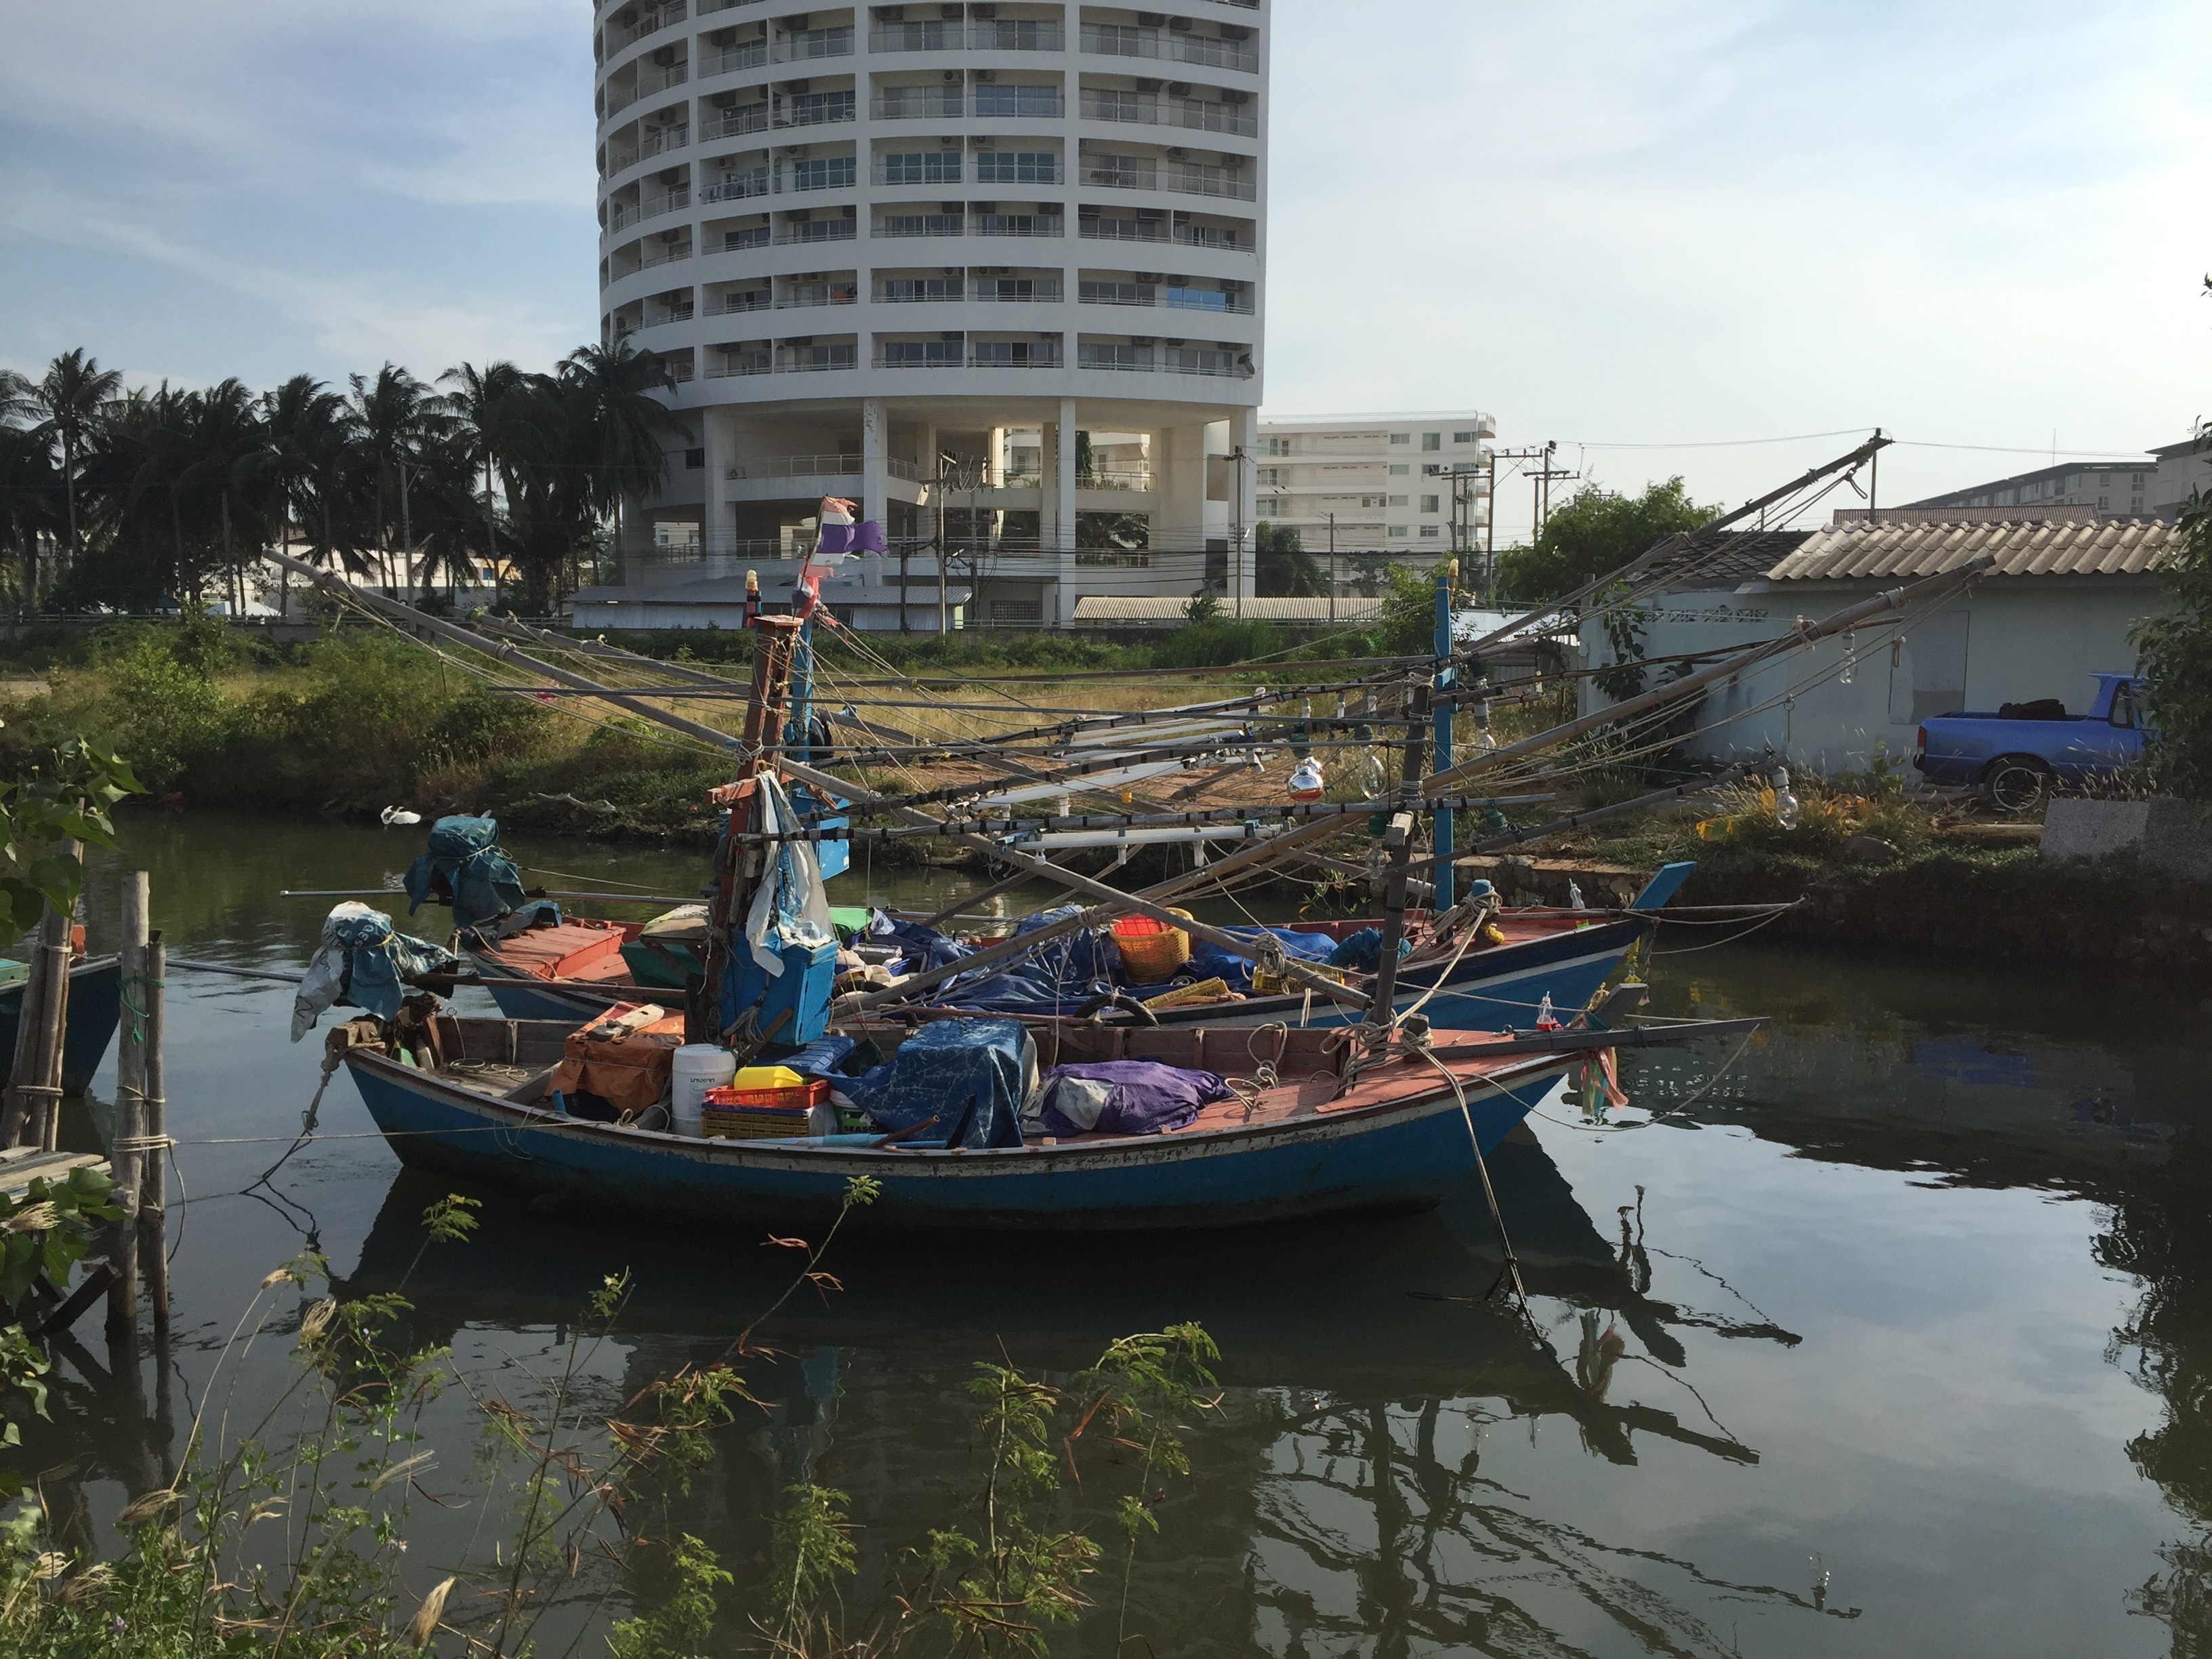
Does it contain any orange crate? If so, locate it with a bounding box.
[704,1078,832,1111]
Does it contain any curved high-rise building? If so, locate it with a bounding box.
[591,0,1268,629]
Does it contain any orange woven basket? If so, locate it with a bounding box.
[1111,909,1194,982]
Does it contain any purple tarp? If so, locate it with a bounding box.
[1036,1061,1232,1138]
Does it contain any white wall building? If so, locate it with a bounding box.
[1582,518,2179,777]
[1253,415,1495,583]
[581,0,1268,630]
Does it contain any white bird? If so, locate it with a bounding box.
[380,806,423,827]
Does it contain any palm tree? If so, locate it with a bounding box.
[558,340,678,586]
[438,360,535,606]
[262,375,367,611]
[349,363,440,593]
[30,350,124,583]
[0,371,56,612]
[177,379,266,612]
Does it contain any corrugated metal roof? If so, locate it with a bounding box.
[1643,529,1814,592]
[1764,518,2175,583]
[1070,596,1386,623]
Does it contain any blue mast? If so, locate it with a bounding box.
[1432,562,1456,909]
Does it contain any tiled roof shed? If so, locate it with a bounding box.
[1763,518,2176,583]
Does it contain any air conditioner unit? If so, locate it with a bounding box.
[971,2,997,15]
[1136,208,1164,220]
[785,144,809,155]
[940,330,964,342]
[974,201,998,211]
[879,3,905,16]
[1168,16,1191,30]
[942,69,960,81]
[943,266,963,274]
[1132,336,1155,346]
[785,79,811,92]
[1222,89,1250,104]
[1136,12,1166,25]
[1166,146,1185,158]
[939,2,962,16]
[973,69,995,81]
[1134,77,1161,92]
[972,135,994,146]
[1219,24,1250,40]
[662,228,683,241]
[786,13,810,30]
[790,208,812,219]
[1136,270,1164,282]
[710,28,735,44]
[711,90,737,106]
[1166,82,1191,96]
[842,203,857,216]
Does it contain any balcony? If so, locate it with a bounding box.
[705,352,773,377]
[1078,91,1256,136]
[870,89,964,119]
[975,157,1061,186]
[872,160,966,187]
[604,1,687,57]
[698,169,770,204]
[608,186,689,230]
[696,0,767,12]
[722,224,771,249]
[974,278,1062,302]
[1170,34,1258,72]
[699,40,769,75]
[705,289,771,315]
[647,301,696,325]
[637,241,695,268]
[1077,344,1153,371]
[970,344,1063,368]
[968,20,1063,49]
[974,211,1063,237]
[1077,468,1153,490]
[777,283,860,307]
[1082,159,1157,190]
[700,103,771,138]
[874,213,966,239]
[774,219,859,245]
[1164,163,1254,201]
[1164,346,1250,377]
[774,24,853,60]
[664,356,696,384]
[1080,24,1256,73]
[729,453,920,480]
[781,346,860,373]
[870,20,960,51]
[876,344,965,369]
[606,125,690,174]
[789,158,859,191]
[781,91,857,127]
[877,279,965,302]
[974,85,1063,118]
[1078,216,1166,243]
[1076,280,1252,313]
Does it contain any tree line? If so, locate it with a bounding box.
[0,343,679,619]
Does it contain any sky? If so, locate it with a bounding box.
[2,0,2207,542]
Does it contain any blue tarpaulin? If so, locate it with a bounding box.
[291,902,462,1039]
[1326,926,1412,973]
[844,1018,1034,1148]
[405,816,527,936]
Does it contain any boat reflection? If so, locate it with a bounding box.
[334,1120,1837,1651]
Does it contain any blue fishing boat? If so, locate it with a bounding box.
[0,956,124,1095]
[334,1012,1736,1233]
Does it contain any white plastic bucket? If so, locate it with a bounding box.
[671,1044,737,1137]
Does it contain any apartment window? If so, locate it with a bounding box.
[1164,285,1229,312]
[1387,464,1409,476]
[2132,471,2148,487]
[1256,468,1279,485]
[883,339,962,366]
[1389,433,1410,446]
[2098,472,2112,486]
[1419,495,1439,513]
[1387,525,1408,537]
[790,156,857,190]
[1453,430,1479,445]
[883,151,961,184]
[1359,494,1384,508]
[1419,525,1441,537]
[975,84,1060,117]
[2097,495,2110,510]
[1421,432,1441,451]
[1078,342,1152,369]
[972,340,1055,365]
[976,150,1058,184]
[684,447,705,469]
[2131,495,2146,513]
[1387,494,1408,508]
[787,90,856,123]
[1258,436,1289,455]
[880,276,961,302]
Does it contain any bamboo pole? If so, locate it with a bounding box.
[105,872,148,1342]
[5,844,81,1152]
[138,930,168,1338]
[0,924,48,1148]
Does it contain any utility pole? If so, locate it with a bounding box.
[1326,512,1336,623]
[1230,444,1247,618]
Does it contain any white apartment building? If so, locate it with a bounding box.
[582,0,1269,630]
[1253,413,1496,579]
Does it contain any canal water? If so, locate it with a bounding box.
[23,809,2212,1656]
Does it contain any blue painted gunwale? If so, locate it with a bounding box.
[0,956,123,1094]
[344,1048,1574,1233]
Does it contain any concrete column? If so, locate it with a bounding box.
[988,424,1006,487]
[861,396,886,528]
[1234,405,1258,603]
[1053,398,1078,626]
[698,406,730,569]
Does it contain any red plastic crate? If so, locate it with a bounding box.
[703,1078,832,1111]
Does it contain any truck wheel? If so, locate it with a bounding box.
[1981,755,2053,815]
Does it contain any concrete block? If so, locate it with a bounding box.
[2043,797,2212,880]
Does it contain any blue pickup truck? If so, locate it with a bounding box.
[1912,672,2150,811]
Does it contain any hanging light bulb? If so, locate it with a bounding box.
[1772,766,1801,830]
[1840,630,1856,686]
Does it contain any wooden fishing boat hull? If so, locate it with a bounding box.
[0,956,123,1095]
[342,1036,1574,1233]
[474,973,617,1023]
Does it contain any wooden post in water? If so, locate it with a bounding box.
[139,930,169,1336]
[3,842,80,1150]
[105,872,149,1343]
